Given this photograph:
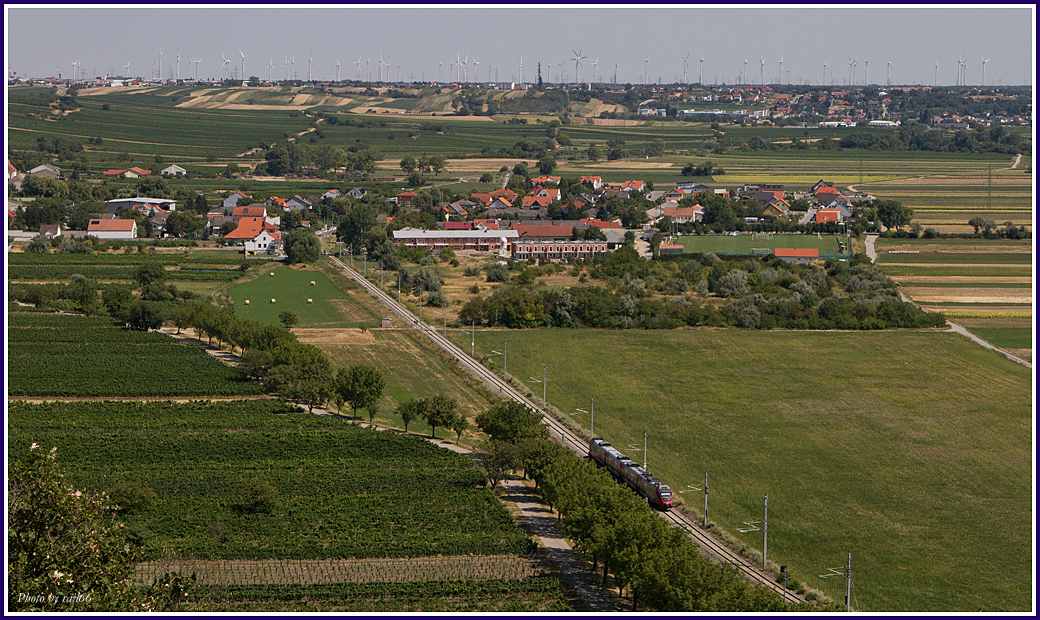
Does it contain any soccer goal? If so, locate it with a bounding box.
[752,232,772,241]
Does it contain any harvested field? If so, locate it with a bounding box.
[137,555,542,586]
[901,288,1032,304]
[292,328,378,345]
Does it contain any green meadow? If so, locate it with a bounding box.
[449,328,1033,612]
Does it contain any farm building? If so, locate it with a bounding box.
[106,197,177,213]
[392,227,518,254]
[87,218,137,239]
[511,239,610,261]
[28,164,62,179]
[774,247,820,264]
[161,164,187,176]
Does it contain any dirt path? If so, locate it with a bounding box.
[1010,153,1022,169]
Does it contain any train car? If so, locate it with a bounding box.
[588,437,672,510]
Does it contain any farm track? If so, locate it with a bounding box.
[327,253,805,606]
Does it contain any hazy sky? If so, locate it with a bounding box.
[5,5,1035,87]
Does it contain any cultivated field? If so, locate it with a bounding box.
[449,328,1033,612]
[7,399,564,611]
[226,264,381,328]
[6,313,263,397]
[675,233,849,256]
[874,237,1034,362]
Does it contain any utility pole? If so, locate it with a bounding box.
[471,321,475,357]
[820,552,852,612]
[681,472,710,527]
[739,494,768,569]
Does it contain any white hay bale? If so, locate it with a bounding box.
[270,272,275,277]
[310,280,316,286]
[270,298,276,303]
[244,300,250,305]
[307,298,313,304]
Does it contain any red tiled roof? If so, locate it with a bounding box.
[128,167,151,175]
[522,195,552,208]
[579,218,622,229]
[224,217,267,239]
[87,218,136,231]
[511,224,574,239]
[102,169,127,176]
[233,205,267,218]
[775,248,819,258]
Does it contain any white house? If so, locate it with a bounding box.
[87,218,137,239]
[244,230,282,255]
[161,164,188,176]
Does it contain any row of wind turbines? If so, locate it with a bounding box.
[92,48,995,88]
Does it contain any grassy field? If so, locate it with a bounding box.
[675,233,849,255]
[226,264,381,328]
[447,328,1033,612]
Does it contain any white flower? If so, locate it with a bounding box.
[30,443,39,451]
[52,570,65,580]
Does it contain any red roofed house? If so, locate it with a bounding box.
[661,204,703,224]
[124,167,151,179]
[529,175,561,185]
[775,247,819,264]
[522,195,552,209]
[233,205,268,219]
[490,188,517,202]
[244,230,282,255]
[488,197,513,210]
[87,218,137,239]
[814,208,842,224]
[102,169,128,177]
[579,218,622,229]
[815,185,840,201]
[763,198,791,217]
[620,180,646,192]
[396,191,418,206]
[531,186,560,201]
[580,175,603,189]
[470,192,493,206]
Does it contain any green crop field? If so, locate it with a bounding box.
[675,233,848,256]
[876,252,1033,265]
[7,400,534,562]
[877,265,1032,278]
[7,313,263,397]
[226,264,380,328]
[448,328,1033,612]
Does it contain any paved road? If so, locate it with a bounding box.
[864,234,1031,368]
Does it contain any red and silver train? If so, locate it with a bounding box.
[588,437,673,510]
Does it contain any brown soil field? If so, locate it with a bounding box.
[291,328,378,345]
[954,317,1034,329]
[863,174,1030,187]
[136,554,542,586]
[892,275,1032,284]
[919,304,1031,314]
[902,288,1031,304]
[591,160,680,169]
[1003,348,1032,362]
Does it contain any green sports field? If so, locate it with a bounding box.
[675,233,850,256]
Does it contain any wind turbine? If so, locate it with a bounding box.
[778,56,783,84]
[592,57,599,84]
[378,54,385,82]
[743,58,748,85]
[397,62,401,83]
[518,55,523,85]
[122,60,131,78]
[438,60,442,82]
[455,53,461,82]
[336,59,341,82]
[886,59,891,87]
[307,51,313,82]
[699,55,704,84]
[645,58,649,85]
[572,49,586,84]
[472,57,480,84]
[291,57,296,80]
[71,60,79,81]
[239,49,247,81]
[176,53,180,81]
[759,58,765,85]
[354,57,362,81]
[462,55,468,83]
[864,59,868,86]
[934,59,938,87]
[682,52,690,84]
[614,63,618,85]
[823,62,827,86]
[158,49,162,80]
[284,57,289,81]
[268,58,274,82]
[196,58,202,81]
[980,56,989,87]
[847,57,854,86]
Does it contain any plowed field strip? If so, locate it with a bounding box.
[136,555,543,585]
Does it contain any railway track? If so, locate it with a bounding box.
[329,254,804,605]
